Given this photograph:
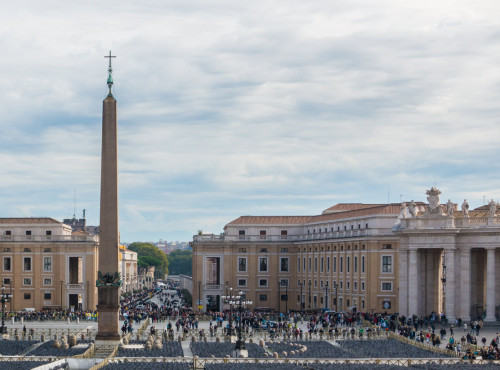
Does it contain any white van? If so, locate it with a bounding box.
[22,308,35,312]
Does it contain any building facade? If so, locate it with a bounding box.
[396,187,500,322]
[119,246,139,293]
[192,203,401,313]
[0,218,99,311]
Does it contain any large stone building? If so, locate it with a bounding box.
[396,187,499,322]
[119,245,139,293]
[192,203,401,313]
[0,218,99,311]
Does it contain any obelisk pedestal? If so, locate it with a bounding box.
[95,53,121,345]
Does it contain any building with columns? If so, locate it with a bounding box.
[192,203,401,313]
[396,187,499,322]
[0,218,98,311]
[119,245,139,293]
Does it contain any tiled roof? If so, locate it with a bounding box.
[226,203,402,226]
[0,218,61,224]
[322,203,385,214]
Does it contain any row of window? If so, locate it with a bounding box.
[3,257,52,272]
[236,255,393,274]
[3,230,53,236]
[298,255,392,274]
[2,277,55,286]
[238,230,288,239]
[307,224,369,234]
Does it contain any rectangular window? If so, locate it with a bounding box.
[259,257,268,272]
[280,248,288,252]
[362,300,365,308]
[45,230,52,236]
[43,257,52,272]
[24,293,31,300]
[3,257,11,271]
[314,258,318,272]
[340,257,343,273]
[354,256,358,273]
[362,256,365,273]
[260,230,266,240]
[382,256,392,273]
[320,257,324,272]
[347,256,350,273]
[25,230,32,236]
[259,294,267,301]
[281,230,288,239]
[303,257,306,272]
[23,248,31,252]
[308,257,311,272]
[327,257,330,273]
[5,231,11,236]
[23,257,32,271]
[354,282,357,290]
[347,282,350,290]
[238,258,247,272]
[333,257,337,273]
[280,279,288,287]
[297,258,300,272]
[239,230,245,239]
[3,278,11,285]
[280,257,289,272]
[382,282,393,291]
[314,280,317,288]
[259,279,268,287]
[44,292,51,300]
[43,248,52,253]
[238,279,247,287]
[281,294,288,301]
[361,282,365,291]
[320,280,324,288]
[23,278,32,286]
[43,278,52,286]
[340,281,343,289]
[260,248,267,253]
[382,244,392,249]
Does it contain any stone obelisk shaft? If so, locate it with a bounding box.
[96,94,121,342]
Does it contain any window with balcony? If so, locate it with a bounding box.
[382,256,392,273]
[280,257,289,272]
[3,257,11,272]
[23,257,32,271]
[43,257,52,272]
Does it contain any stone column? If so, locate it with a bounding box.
[408,250,419,316]
[485,248,496,322]
[398,251,409,317]
[459,249,471,321]
[444,249,456,322]
[95,93,121,344]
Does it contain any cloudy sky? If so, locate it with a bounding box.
[1,0,500,242]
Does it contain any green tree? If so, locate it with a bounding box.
[166,249,192,276]
[128,242,169,277]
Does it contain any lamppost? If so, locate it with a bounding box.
[0,284,13,334]
[333,282,338,312]
[324,282,329,309]
[299,282,303,311]
[277,281,281,312]
[198,281,201,312]
[233,290,252,357]
[285,282,288,313]
[222,287,234,336]
[60,281,63,309]
[308,280,311,309]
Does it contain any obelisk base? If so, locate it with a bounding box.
[96,286,121,343]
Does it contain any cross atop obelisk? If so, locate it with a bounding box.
[104,51,116,96]
[95,51,121,346]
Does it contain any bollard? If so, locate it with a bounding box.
[67,318,70,324]
[20,318,23,324]
[10,318,14,325]
[76,318,79,324]
[40,334,45,342]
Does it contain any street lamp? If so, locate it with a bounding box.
[285,282,288,313]
[324,281,329,309]
[333,282,338,312]
[60,281,63,309]
[308,280,311,309]
[198,281,201,312]
[222,287,234,336]
[298,282,303,311]
[0,284,13,334]
[233,290,252,357]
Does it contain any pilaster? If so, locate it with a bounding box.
[459,248,471,321]
[444,249,456,322]
[485,247,496,322]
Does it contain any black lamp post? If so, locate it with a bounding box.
[0,284,13,334]
[333,282,338,312]
[198,281,201,312]
[308,280,311,309]
[60,281,63,309]
[299,282,303,311]
[324,281,329,309]
[222,287,234,336]
[234,290,252,356]
[285,282,288,313]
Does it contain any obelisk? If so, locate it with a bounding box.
[95,51,121,344]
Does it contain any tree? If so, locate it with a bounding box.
[128,242,169,277]
[166,249,192,276]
